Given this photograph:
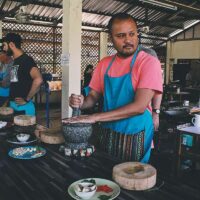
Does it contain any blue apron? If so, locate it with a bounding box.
[0,71,9,106]
[102,47,153,163]
[0,71,9,97]
[83,86,90,96]
[10,100,35,116]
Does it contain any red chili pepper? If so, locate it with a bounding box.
[97,185,113,193]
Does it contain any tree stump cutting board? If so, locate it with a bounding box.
[14,115,36,126]
[113,162,156,191]
[35,125,65,144]
[0,107,14,115]
[0,107,14,122]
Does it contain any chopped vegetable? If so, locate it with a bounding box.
[97,185,113,193]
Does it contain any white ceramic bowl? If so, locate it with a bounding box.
[74,182,97,199]
[16,133,30,142]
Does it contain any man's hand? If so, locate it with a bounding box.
[15,97,27,105]
[152,112,159,131]
[69,94,84,109]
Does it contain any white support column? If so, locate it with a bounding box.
[61,0,82,118]
[99,32,108,60]
[0,20,2,48]
[166,41,172,84]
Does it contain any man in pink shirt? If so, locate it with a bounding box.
[68,13,163,163]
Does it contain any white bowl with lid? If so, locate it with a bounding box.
[74,182,97,199]
[16,133,30,142]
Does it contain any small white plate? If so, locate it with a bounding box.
[0,121,7,129]
[7,136,37,145]
[68,178,120,200]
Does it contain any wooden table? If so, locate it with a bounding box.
[0,130,200,200]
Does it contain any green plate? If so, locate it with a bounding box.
[8,146,46,159]
[68,178,120,200]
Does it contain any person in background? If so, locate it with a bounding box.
[0,51,13,106]
[2,33,43,115]
[67,13,163,163]
[185,68,192,87]
[82,64,94,96]
[83,64,94,88]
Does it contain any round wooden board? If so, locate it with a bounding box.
[0,107,14,115]
[112,162,157,191]
[14,115,36,126]
[34,124,65,144]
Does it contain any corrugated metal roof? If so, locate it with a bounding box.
[1,0,200,48]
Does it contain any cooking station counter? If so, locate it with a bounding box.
[0,132,200,200]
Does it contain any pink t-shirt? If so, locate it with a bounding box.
[89,50,163,110]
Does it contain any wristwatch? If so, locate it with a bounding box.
[152,109,160,114]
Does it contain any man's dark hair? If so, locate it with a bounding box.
[107,13,137,34]
[85,64,93,70]
[84,64,93,74]
[3,33,22,49]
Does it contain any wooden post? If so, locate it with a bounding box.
[61,0,82,118]
[99,32,108,60]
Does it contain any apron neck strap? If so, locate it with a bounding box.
[130,45,140,70]
[105,55,116,75]
[105,45,140,75]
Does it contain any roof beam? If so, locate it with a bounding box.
[9,0,62,9]
[1,11,54,22]
[149,1,200,34]
[77,9,182,29]
[158,0,200,14]
[146,32,168,37]
[115,0,200,20]
[82,8,183,29]
[140,35,167,41]
[82,22,107,29]
[0,2,24,20]
[151,22,182,29]
[82,21,168,37]
[3,19,56,27]
[140,42,159,45]
[0,0,7,11]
